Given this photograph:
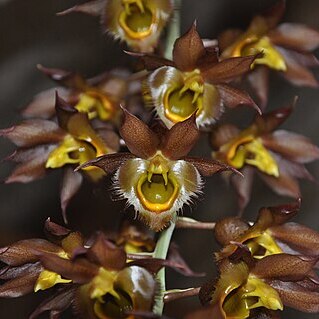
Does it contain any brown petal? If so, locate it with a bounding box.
[269,280,319,313]
[38,253,98,284]
[0,269,39,298]
[96,127,120,152]
[0,120,64,147]
[262,130,319,163]
[279,48,319,88]
[196,46,219,69]
[247,66,269,110]
[0,239,62,266]
[125,51,175,71]
[255,102,294,134]
[203,55,258,84]
[215,84,260,113]
[5,145,55,184]
[173,22,206,71]
[270,222,319,256]
[60,168,83,224]
[210,124,240,149]
[76,152,136,173]
[37,65,86,89]
[259,171,301,199]
[22,87,70,119]
[231,166,255,214]
[160,113,199,160]
[214,217,250,246]
[218,28,243,52]
[57,0,105,16]
[253,254,318,281]
[184,157,242,177]
[120,108,159,158]
[55,92,78,131]
[87,233,126,270]
[269,23,319,51]
[262,0,286,30]
[44,218,71,238]
[29,286,76,319]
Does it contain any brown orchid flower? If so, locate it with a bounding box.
[214,200,319,262]
[132,22,260,128]
[78,108,239,231]
[1,94,119,221]
[211,99,319,212]
[219,0,319,108]
[0,220,158,319]
[59,0,173,53]
[190,250,319,319]
[23,65,128,123]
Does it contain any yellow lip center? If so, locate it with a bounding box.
[136,154,180,213]
[75,90,114,121]
[119,0,156,39]
[164,70,204,123]
[223,134,279,177]
[231,36,287,71]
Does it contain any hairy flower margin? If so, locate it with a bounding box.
[211,99,319,212]
[187,201,319,319]
[60,0,174,52]
[219,0,319,108]
[1,94,120,221]
[132,22,261,128]
[78,108,239,231]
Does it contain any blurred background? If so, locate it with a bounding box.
[0,0,319,317]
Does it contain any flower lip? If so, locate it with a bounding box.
[119,0,157,40]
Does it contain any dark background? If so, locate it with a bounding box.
[0,0,319,318]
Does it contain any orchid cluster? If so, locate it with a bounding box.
[1,0,319,318]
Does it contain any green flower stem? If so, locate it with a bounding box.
[164,0,182,59]
[152,217,176,315]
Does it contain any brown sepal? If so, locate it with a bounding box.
[57,0,105,17]
[160,113,199,160]
[120,107,159,158]
[173,21,206,71]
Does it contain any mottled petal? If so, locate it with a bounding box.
[0,269,39,298]
[173,22,206,71]
[160,113,199,160]
[77,152,136,173]
[60,168,83,223]
[262,130,319,163]
[22,87,70,119]
[269,23,319,51]
[37,65,86,89]
[0,120,64,147]
[4,145,55,184]
[255,103,294,134]
[38,253,98,283]
[259,171,300,198]
[120,108,159,158]
[270,222,319,256]
[231,166,254,213]
[215,84,260,113]
[270,280,319,313]
[253,254,318,281]
[203,55,258,84]
[87,233,126,270]
[126,51,175,71]
[29,287,76,319]
[185,157,242,177]
[58,0,105,16]
[247,66,269,110]
[279,48,319,88]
